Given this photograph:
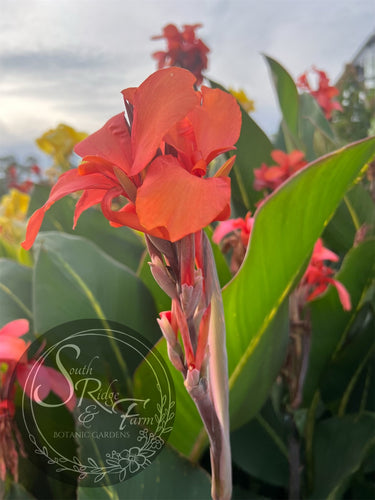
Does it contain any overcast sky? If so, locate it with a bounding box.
[1,0,374,165]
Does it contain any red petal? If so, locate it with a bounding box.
[0,319,29,338]
[189,86,241,164]
[22,170,116,250]
[74,113,132,174]
[73,190,105,228]
[212,218,244,244]
[0,336,27,363]
[17,361,51,402]
[100,186,168,239]
[136,155,231,242]
[130,68,199,175]
[45,366,76,411]
[328,279,352,311]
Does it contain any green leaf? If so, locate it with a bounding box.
[303,239,375,405]
[32,232,160,343]
[77,445,210,500]
[209,79,273,214]
[264,55,300,143]
[310,413,375,499]
[320,305,375,414]
[231,400,289,487]
[28,184,145,271]
[0,258,32,326]
[225,137,375,428]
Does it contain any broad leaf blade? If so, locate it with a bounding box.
[224,137,375,427]
[264,55,300,140]
[32,232,160,343]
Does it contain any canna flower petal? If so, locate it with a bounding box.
[16,362,76,411]
[212,218,244,244]
[74,113,132,174]
[0,320,29,363]
[0,319,29,338]
[0,336,28,363]
[189,86,241,165]
[17,362,51,402]
[21,169,117,250]
[130,68,200,175]
[44,366,76,411]
[327,278,352,311]
[136,155,231,242]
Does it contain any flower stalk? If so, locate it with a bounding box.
[150,231,231,500]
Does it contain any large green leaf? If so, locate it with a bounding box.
[28,184,145,271]
[310,413,375,499]
[264,55,300,146]
[32,232,160,343]
[225,137,375,428]
[77,445,210,500]
[0,258,32,327]
[303,239,375,405]
[209,79,273,214]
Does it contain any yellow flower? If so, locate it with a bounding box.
[228,88,255,113]
[36,124,87,171]
[0,189,30,244]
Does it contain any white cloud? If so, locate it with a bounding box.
[0,0,374,162]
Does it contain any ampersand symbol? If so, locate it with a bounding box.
[78,405,99,429]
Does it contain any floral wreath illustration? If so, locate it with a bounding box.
[26,381,175,483]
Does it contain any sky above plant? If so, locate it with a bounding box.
[0,0,374,164]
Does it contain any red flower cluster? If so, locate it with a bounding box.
[299,239,351,310]
[22,68,241,250]
[7,164,41,194]
[297,67,343,120]
[254,150,307,192]
[152,23,209,85]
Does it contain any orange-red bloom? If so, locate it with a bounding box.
[152,23,209,85]
[254,150,307,192]
[299,239,351,310]
[22,68,241,249]
[297,67,343,120]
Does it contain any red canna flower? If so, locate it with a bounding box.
[0,319,76,411]
[299,239,351,310]
[254,149,307,192]
[152,23,209,85]
[22,67,241,249]
[0,319,75,481]
[297,66,343,120]
[213,212,254,273]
